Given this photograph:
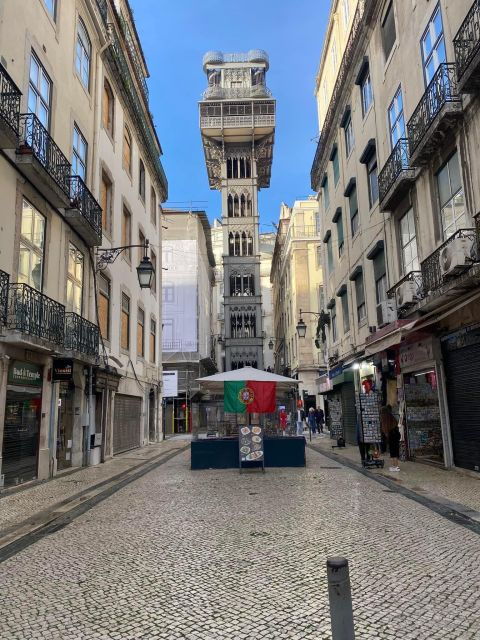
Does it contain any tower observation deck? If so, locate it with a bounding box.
[199,50,275,371]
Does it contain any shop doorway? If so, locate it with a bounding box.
[404,370,443,465]
[56,381,74,471]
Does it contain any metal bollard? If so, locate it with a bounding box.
[326,556,355,640]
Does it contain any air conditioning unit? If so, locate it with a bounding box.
[439,236,475,277]
[377,300,397,327]
[396,280,418,308]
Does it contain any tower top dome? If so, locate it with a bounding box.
[247,49,269,68]
[203,51,224,68]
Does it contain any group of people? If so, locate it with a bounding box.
[295,407,325,436]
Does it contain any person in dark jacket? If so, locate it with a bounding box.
[382,405,400,471]
[314,407,325,433]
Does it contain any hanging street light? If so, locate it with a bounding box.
[96,238,155,290]
[268,338,274,350]
[296,317,307,339]
[136,254,155,289]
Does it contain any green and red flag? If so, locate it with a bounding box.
[224,381,276,414]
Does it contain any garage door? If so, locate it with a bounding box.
[113,394,142,455]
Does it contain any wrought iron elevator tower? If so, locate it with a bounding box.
[199,50,275,371]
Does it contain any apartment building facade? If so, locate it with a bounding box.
[271,199,325,409]
[312,0,480,471]
[0,0,167,488]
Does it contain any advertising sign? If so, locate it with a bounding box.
[8,361,42,387]
[52,359,74,382]
[238,425,264,463]
[162,370,178,397]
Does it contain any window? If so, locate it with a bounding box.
[100,171,112,233]
[44,0,56,17]
[122,207,131,260]
[315,212,321,234]
[72,125,87,180]
[151,249,157,293]
[373,251,387,304]
[422,5,446,85]
[150,187,157,225]
[137,308,145,358]
[355,274,366,323]
[121,292,130,350]
[323,176,330,210]
[345,117,354,156]
[139,159,145,201]
[341,291,350,334]
[349,186,359,236]
[316,245,322,268]
[381,1,396,60]
[336,215,344,257]
[98,273,110,340]
[436,151,465,238]
[331,303,338,342]
[318,285,325,312]
[361,72,373,116]
[67,243,83,314]
[138,229,146,264]
[327,236,334,273]
[332,147,340,186]
[163,283,174,303]
[102,79,114,137]
[18,199,45,291]
[367,154,379,207]
[399,208,419,274]
[150,318,156,363]
[75,18,91,89]
[123,125,132,174]
[28,52,51,129]
[388,87,405,147]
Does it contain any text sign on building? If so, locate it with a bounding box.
[162,371,178,397]
[8,361,42,387]
[399,338,434,370]
[52,359,74,382]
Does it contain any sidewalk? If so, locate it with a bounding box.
[308,433,480,517]
[0,439,188,538]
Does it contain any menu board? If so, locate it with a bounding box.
[239,425,264,462]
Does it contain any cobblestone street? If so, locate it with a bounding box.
[1,447,479,640]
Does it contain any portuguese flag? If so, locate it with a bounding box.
[224,381,276,414]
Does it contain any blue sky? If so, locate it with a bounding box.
[131,0,329,230]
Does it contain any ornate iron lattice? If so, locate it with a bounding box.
[65,312,99,357]
[407,63,461,156]
[118,13,149,104]
[0,61,21,136]
[454,0,480,82]
[68,176,102,243]
[421,228,477,295]
[18,113,71,195]
[7,283,65,345]
[96,0,108,25]
[387,271,424,318]
[378,139,413,204]
[0,269,9,324]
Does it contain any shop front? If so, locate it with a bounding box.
[2,360,43,487]
[326,366,355,444]
[113,393,142,454]
[399,338,444,466]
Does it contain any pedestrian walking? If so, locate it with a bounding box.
[296,407,305,436]
[315,407,325,434]
[381,405,401,471]
[308,407,317,434]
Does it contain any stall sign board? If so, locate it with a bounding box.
[52,359,74,382]
[162,371,178,397]
[238,425,264,463]
[8,361,42,387]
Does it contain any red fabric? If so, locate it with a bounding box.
[246,381,276,413]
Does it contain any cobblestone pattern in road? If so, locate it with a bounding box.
[1,448,479,640]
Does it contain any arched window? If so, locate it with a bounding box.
[76,18,91,89]
[227,158,232,179]
[234,232,241,256]
[123,124,132,175]
[227,194,233,217]
[239,157,245,178]
[247,233,253,256]
[240,194,245,217]
[234,194,239,217]
[241,232,248,256]
[102,79,114,136]
[247,195,252,215]
[232,158,238,179]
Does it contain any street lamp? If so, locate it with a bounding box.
[296,317,307,339]
[96,238,155,290]
[296,308,330,343]
[268,338,274,350]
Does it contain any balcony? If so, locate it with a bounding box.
[6,283,65,347]
[421,227,479,302]
[96,0,108,26]
[0,62,21,149]
[407,64,462,166]
[118,13,149,105]
[454,0,480,93]
[202,85,273,101]
[387,271,424,317]
[66,176,103,246]
[378,139,417,212]
[0,270,9,324]
[65,312,99,358]
[16,114,71,207]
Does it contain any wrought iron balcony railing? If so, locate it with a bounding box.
[118,13,149,103]
[311,0,367,191]
[65,312,99,357]
[96,0,108,26]
[202,85,273,100]
[0,61,21,136]
[7,283,65,345]
[387,271,423,299]
[68,175,102,242]
[107,26,167,199]
[407,63,461,157]
[378,139,414,204]
[421,228,477,296]
[18,113,71,195]
[454,0,480,84]
[0,269,9,324]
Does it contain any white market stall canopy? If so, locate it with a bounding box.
[197,366,300,394]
